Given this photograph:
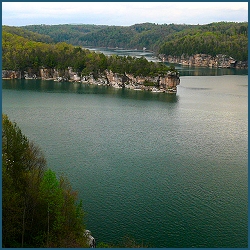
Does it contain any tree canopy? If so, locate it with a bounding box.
[2,114,88,248]
[2,26,172,77]
[159,22,248,61]
[21,21,248,61]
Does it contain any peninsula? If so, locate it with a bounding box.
[2,68,180,94]
[21,22,248,69]
[2,25,180,94]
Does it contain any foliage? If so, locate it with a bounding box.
[22,23,190,51]
[3,25,54,43]
[22,22,248,61]
[39,169,64,246]
[159,22,248,61]
[2,114,87,247]
[2,26,172,77]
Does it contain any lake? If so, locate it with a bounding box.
[2,52,248,247]
[85,47,248,76]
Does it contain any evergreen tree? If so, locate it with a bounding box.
[2,114,88,248]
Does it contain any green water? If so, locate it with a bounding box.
[2,74,248,247]
[86,47,248,76]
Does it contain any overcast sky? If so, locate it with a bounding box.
[2,2,248,27]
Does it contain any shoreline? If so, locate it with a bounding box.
[2,76,178,94]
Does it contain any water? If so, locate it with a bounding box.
[2,73,248,248]
[84,47,248,76]
[85,47,160,62]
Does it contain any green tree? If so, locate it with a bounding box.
[2,115,87,247]
[39,169,64,247]
[2,114,46,247]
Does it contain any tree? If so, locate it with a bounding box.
[2,115,47,247]
[39,169,64,247]
[2,115,87,247]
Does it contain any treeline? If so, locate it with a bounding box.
[2,115,151,248]
[23,23,190,51]
[2,26,172,77]
[22,22,248,61]
[2,114,88,247]
[22,24,109,46]
[159,22,248,61]
[2,25,54,44]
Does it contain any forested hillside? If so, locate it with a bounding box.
[2,114,88,247]
[3,25,54,44]
[159,22,248,61]
[2,25,172,77]
[22,22,248,61]
[23,23,191,50]
[22,24,108,45]
[2,114,152,247]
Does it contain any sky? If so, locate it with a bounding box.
[2,2,248,27]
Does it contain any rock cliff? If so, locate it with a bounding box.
[2,67,180,94]
[98,70,180,93]
[2,70,21,79]
[159,53,248,69]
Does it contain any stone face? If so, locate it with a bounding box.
[104,70,179,92]
[2,70,21,79]
[2,68,180,93]
[105,70,124,87]
[159,73,180,88]
[159,53,248,69]
[40,68,55,79]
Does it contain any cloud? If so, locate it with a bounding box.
[2,2,248,26]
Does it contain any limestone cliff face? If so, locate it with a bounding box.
[105,70,124,86]
[2,70,21,79]
[2,67,81,81]
[104,70,180,92]
[159,72,180,89]
[2,68,180,93]
[40,67,80,80]
[159,53,248,69]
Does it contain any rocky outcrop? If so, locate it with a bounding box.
[2,70,21,79]
[159,53,248,69]
[2,67,80,81]
[84,230,96,248]
[103,70,180,93]
[2,67,180,93]
[39,67,81,81]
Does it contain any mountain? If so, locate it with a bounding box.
[2,25,54,44]
[2,25,173,78]
[22,22,248,61]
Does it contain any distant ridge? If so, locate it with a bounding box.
[20,22,248,61]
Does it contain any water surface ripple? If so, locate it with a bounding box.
[2,75,248,248]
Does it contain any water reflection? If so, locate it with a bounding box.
[85,47,248,76]
[2,79,179,103]
[163,64,247,76]
[117,87,179,103]
[86,47,161,62]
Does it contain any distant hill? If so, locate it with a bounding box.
[2,25,173,78]
[22,22,248,61]
[2,25,54,44]
[22,23,192,50]
[159,22,248,61]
